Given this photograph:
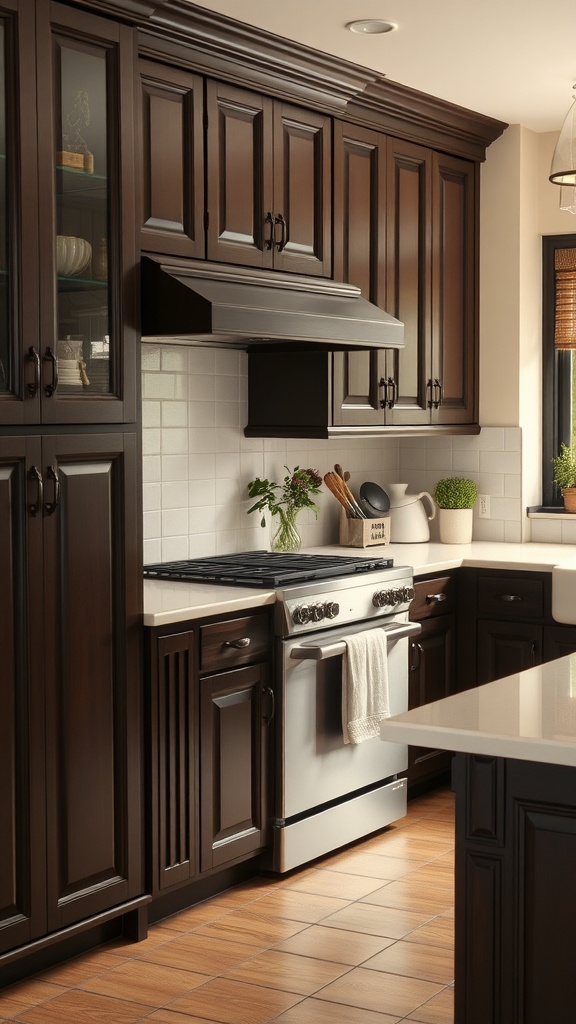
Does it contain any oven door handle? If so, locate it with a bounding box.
[290,621,422,661]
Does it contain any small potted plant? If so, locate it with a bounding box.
[433,477,478,544]
[552,443,576,512]
[247,466,322,552]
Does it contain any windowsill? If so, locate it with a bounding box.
[527,506,576,520]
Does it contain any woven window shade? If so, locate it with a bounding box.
[555,248,576,349]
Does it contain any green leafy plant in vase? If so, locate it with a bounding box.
[552,443,576,512]
[433,477,478,544]
[247,466,323,552]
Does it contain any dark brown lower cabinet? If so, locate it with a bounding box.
[148,612,273,904]
[453,753,576,1023]
[200,663,271,872]
[407,575,456,789]
[0,433,144,960]
[477,620,541,684]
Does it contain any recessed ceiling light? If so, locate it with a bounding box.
[346,19,398,34]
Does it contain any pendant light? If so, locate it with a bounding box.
[550,88,576,186]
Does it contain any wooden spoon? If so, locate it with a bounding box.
[324,472,361,518]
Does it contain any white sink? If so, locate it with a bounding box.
[552,560,576,624]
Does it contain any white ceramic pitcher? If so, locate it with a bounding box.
[384,483,436,543]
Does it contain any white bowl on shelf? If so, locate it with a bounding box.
[56,235,92,277]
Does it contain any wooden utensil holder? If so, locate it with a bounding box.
[339,508,391,547]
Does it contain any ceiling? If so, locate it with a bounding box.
[186,0,576,133]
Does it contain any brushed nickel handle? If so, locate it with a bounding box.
[500,594,522,602]
[290,621,422,661]
[224,637,251,649]
[411,641,423,671]
[426,593,447,603]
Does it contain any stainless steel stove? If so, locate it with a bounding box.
[144,549,419,871]
[143,550,394,589]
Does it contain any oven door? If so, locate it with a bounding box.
[277,618,421,821]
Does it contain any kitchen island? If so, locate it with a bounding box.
[380,655,576,1024]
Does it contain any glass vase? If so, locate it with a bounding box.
[270,507,301,552]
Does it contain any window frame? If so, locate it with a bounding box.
[542,233,576,508]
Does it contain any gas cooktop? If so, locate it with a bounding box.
[143,550,394,588]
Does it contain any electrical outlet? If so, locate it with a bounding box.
[479,494,490,518]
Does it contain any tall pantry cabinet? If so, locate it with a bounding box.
[0,0,145,966]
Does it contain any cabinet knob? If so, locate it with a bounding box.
[224,637,251,649]
[426,593,447,603]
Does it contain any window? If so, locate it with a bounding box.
[542,234,576,507]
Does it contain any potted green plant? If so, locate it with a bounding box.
[552,443,576,511]
[433,477,478,544]
[247,466,322,551]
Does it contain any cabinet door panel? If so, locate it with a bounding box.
[43,433,142,930]
[0,1,41,425]
[408,613,454,786]
[206,80,273,267]
[139,60,204,258]
[273,103,331,276]
[477,620,541,685]
[154,631,197,891]
[332,123,386,427]
[200,664,270,871]
[35,3,138,425]
[0,438,45,953]
[431,153,477,424]
[386,139,432,425]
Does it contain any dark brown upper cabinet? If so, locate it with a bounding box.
[206,80,331,277]
[139,59,205,259]
[329,131,478,434]
[0,0,138,426]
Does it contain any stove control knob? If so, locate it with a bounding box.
[310,603,325,623]
[292,604,311,625]
[402,585,415,603]
[323,601,340,619]
[373,589,395,608]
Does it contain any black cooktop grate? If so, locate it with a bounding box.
[143,550,394,588]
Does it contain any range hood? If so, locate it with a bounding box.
[141,255,404,350]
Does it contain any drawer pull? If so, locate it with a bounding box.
[500,594,522,602]
[426,593,446,603]
[223,637,251,649]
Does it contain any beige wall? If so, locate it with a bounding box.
[479,124,576,531]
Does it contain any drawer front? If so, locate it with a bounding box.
[410,576,456,621]
[200,613,271,673]
[477,576,544,620]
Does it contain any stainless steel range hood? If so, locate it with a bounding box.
[141,255,404,350]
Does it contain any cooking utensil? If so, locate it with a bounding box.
[359,481,391,518]
[324,472,366,519]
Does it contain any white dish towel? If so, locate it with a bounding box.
[342,628,390,745]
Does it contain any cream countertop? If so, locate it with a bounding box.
[380,654,576,768]
[144,540,576,627]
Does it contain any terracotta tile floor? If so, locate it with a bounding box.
[0,787,455,1023]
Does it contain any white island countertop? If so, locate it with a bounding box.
[144,540,576,626]
[380,654,576,768]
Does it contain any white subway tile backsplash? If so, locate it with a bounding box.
[142,343,538,555]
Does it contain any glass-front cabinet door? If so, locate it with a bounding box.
[0,0,40,425]
[36,2,137,424]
